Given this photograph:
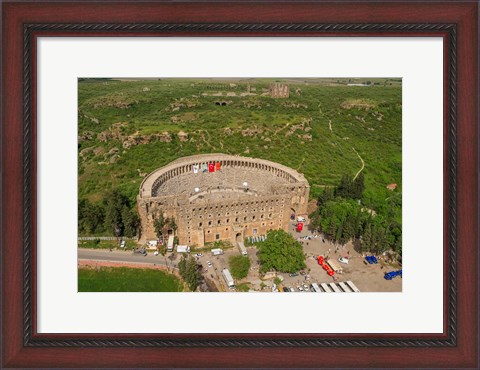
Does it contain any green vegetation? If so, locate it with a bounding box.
[153,211,177,240]
[178,255,201,291]
[78,189,139,237]
[77,239,137,250]
[229,255,251,279]
[236,283,251,292]
[78,267,184,292]
[78,79,401,210]
[257,230,306,273]
[310,174,402,258]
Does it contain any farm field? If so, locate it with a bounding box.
[78,266,184,292]
[78,78,402,227]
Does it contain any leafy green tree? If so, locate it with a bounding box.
[178,255,201,291]
[257,230,306,273]
[78,198,105,234]
[353,173,365,199]
[170,218,178,233]
[153,211,166,239]
[104,190,127,235]
[122,205,139,238]
[229,255,251,279]
[316,187,335,208]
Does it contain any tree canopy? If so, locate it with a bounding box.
[310,173,402,258]
[78,189,139,237]
[229,255,251,279]
[178,255,201,291]
[257,230,306,273]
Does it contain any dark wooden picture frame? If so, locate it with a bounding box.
[1,1,478,368]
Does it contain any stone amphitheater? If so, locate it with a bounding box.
[138,154,310,247]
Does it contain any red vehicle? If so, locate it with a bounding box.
[317,255,335,276]
[296,222,303,232]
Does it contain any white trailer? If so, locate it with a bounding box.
[176,245,190,253]
[338,281,352,292]
[327,259,343,274]
[237,241,248,256]
[167,235,174,252]
[211,248,224,256]
[328,283,342,293]
[346,280,361,292]
[222,268,235,288]
[320,283,333,292]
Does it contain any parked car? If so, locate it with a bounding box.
[207,261,213,268]
[289,272,298,277]
[338,257,349,264]
[384,269,402,280]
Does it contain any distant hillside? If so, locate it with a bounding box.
[78,78,401,221]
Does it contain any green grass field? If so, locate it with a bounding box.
[78,78,401,222]
[78,267,184,292]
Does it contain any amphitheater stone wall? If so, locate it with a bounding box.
[138,154,310,247]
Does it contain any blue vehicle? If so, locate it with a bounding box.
[384,269,402,280]
[365,255,378,264]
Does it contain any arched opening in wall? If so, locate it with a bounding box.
[167,229,173,235]
[235,232,243,243]
[290,207,296,220]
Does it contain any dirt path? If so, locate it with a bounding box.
[352,147,365,180]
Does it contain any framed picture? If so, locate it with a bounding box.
[2,1,478,368]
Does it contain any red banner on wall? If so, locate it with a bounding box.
[208,163,215,172]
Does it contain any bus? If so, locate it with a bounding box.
[328,283,342,293]
[310,283,322,293]
[320,283,332,292]
[338,281,352,292]
[222,268,235,289]
[346,281,361,292]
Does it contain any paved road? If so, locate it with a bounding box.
[78,248,176,269]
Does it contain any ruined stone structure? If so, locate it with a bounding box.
[269,83,290,98]
[138,154,310,247]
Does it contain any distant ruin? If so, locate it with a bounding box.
[269,83,290,98]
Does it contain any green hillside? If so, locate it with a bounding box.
[78,78,401,221]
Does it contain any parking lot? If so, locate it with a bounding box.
[166,220,402,292]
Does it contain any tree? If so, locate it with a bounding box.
[122,205,139,238]
[170,218,178,233]
[178,255,201,291]
[316,187,335,208]
[78,198,105,234]
[103,189,140,237]
[353,173,365,199]
[335,175,353,199]
[257,230,306,273]
[229,255,251,279]
[153,211,165,239]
